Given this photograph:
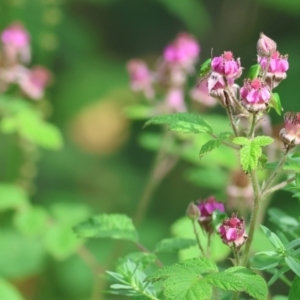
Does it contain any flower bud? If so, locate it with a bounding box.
[279,112,300,147]
[218,213,247,249]
[186,202,200,220]
[257,33,277,57]
[197,196,225,234]
[240,78,271,112]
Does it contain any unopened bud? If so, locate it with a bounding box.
[257,33,277,57]
[186,202,200,220]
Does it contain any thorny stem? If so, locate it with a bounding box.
[242,170,262,266]
[192,220,206,257]
[262,147,291,194]
[225,94,239,137]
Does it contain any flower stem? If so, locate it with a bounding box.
[242,170,261,266]
[225,94,239,137]
[262,175,296,197]
[248,112,257,138]
[192,220,206,257]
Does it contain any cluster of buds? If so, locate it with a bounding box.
[0,22,51,100]
[127,32,216,113]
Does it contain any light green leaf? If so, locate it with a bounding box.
[239,141,262,171]
[254,136,274,146]
[206,267,268,300]
[154,238,197,253]
[199,58,212,77]
[13,206,48,237]
[269,93,283,116]
[232,137,249,146]
[145,113,212,134]
[117,252,156,269]
[288,276,300,300]
[0,278,24,300]
[260,225,285,250]
[285,256,300,277]
[124,104,153,120]
[73,214,138,242]
[0,184,28,211]
[247,64,261,79]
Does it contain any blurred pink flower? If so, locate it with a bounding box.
[240,78,271,112]
[127,59,154,99]
[1,22,30,64]
[165,88,186,112]
[190,78,217,107]
[279,112,300,147]
[219,213,247,248]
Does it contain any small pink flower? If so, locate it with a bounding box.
[127,59,154,99]
[19,66,51,100]
[190,78,217,107]
[219,213,247,248]
[279,112,300,147]
[258,51,289,88]
[240,78,271,112]
[211,51,242,79]
[165,88,186,112]
[163,32,200,67]
[257,33,277,57]
[1,22,30,64]
[197,196,225,234]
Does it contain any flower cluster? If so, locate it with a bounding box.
[0,22,51,100]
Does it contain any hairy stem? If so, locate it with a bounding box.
[242,170,262,266]
[263,175,296,197]
[192,220,206,257]
[225,95,239,137]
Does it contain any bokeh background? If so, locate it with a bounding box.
[1,0,300,299]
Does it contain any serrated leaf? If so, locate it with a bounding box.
[240,141,262,172]
[145,113,212,134]
[232,137,249,146]
[205,267,268,300]
[247,64,261,79]
[154,238,197,253]
[199,132,231,159]
[254,136,274,146]
[73,214,138,242]
[0,278,24,300]
[285,256,300,277]
[289,276,300,300]
[270,93,283,116]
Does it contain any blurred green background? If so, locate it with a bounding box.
[1,0,300,299]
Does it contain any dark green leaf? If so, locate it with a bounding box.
[288,276,300,300]
[268,266,289,286]
[285,256,300,277]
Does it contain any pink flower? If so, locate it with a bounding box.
[197,196,225,234]
[163,32,200,67]
[211,51,242,79]
[257,33,277,57]
[240,78,271,112]
[127,59,154,99]
[279,112,300,147]
[258,51,289,89]
[165,88,186,112]
[1,22,30,64]
[190,78,217,107]
[18,66,51,100]
[219,213,247,248]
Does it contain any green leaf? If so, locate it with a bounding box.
[117,252,156,269]
[13,206,48,237]
[260,225,285,250]
[248,64,261,79]
[268,266,289,286]
[268,208,300,232]
[124,104,153,120]
[199,58,212,78]
[289,276,300,300]
[154,238,197,253]
[0,278,24,300]
[0,184,28,211]
[232,137,249,146]
[45,224,82,260]
[145,113,212,134]
[239,140,262,172]
[285,256,300,277]
[205,267,268,300]
[199,132,232,159]
[73,214,138,242]
[269,93,283,116]
[254,136,274,146]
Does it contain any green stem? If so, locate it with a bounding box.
[225,95,239,137]
[248,112,257,138]
[242,170,262,266]
[279,274,292,287]
[210,133,240,150]
[192,220,206,257]
[232,245,240,266]
[262,175,296,197]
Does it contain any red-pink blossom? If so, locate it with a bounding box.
[279,112,300,147]
[218,214,247,248]
[240,78,271,112]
